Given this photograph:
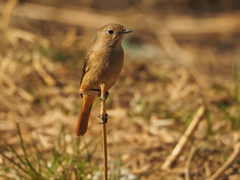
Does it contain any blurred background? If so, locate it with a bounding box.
[0,0,240,179]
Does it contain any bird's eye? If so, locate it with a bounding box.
[107,30,114,35]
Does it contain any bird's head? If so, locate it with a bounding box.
[95,23,133,47]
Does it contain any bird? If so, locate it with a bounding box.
[76,23,132,136]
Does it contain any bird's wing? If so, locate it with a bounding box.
[79,50,92,86]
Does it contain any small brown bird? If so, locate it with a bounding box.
[76,23,132,136]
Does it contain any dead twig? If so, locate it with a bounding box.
[158,29,194,65]
[8,28,50,47]
[184,145,197,180]
[100,83,108,180]
[0,71,33,102]
[71,166,78,180]
[0,0,18,28]
[32,52,56,87]
[61,27,77,48]
[204,161,212,178]
[207,142,240,180]
[0,2,119,29]
[161,105,205,170]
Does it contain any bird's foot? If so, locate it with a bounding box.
[99,91,109,101]
[98,114,108,124]
[89,89,109,101]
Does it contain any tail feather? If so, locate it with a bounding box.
[76,95,95,136]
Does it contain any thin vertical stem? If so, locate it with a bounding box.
[100,83,108,180]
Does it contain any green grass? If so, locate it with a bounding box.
[0,124,98,180]
[215,59,240,130]
[0,124,141,180]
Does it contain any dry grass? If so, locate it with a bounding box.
[1,1,240,180]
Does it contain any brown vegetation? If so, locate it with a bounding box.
[0,0,240,179]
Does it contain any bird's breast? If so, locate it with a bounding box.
[80,46,124,93]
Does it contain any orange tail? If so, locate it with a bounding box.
[76,95,95,136]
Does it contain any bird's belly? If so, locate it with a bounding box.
[95,60,123,89]
[80,58,123,93]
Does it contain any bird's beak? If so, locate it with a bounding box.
[122,29,133,34]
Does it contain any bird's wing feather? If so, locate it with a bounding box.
[80,50,92,86]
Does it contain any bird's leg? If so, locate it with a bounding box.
[90,89,109,101]
[98,114,108,124]
[90,86,109,123]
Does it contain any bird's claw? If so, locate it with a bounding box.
[99,91,109,101]
[89,89,109,101]
[98,114,108,124]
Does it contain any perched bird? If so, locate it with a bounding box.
[76,23,132,136]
